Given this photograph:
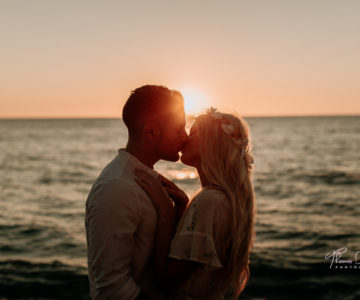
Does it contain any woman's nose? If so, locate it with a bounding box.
[181,129,188,142]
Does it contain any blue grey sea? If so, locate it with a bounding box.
[0,117,359,299]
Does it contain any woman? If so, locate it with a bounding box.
[135,108,256,300]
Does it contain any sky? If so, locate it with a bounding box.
[1,0,359,118]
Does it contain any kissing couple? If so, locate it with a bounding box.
[85,85,256,300]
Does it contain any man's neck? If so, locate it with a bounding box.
[125,141,158,169]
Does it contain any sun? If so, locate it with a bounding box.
[181,88,209,115]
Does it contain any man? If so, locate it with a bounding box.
[85,85,188,299]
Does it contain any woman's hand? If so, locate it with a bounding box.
[134,169,175,221]
[158,174,189,221]
[158,174,189,207]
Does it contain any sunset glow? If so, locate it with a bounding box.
[1,1,360,118]
[181,88,210,116]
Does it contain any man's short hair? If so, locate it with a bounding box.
[122,85,184,136]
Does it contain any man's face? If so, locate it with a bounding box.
[155,107,188,162]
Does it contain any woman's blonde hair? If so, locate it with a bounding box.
[195,108,256,299]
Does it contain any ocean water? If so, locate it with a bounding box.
[0,117,359,300]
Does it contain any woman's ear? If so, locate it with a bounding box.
[143,122,160,143]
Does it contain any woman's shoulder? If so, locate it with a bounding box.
[192,187,229,210]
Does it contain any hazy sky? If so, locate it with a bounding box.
[1,0,359,118]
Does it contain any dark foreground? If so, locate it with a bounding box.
[1,259,359,300]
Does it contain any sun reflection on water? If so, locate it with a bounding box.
[167,169,198,181]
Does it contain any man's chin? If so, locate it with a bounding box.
[172,152,181,162]
[162,152,180,162]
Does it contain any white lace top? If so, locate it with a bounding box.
[168,188,232,300]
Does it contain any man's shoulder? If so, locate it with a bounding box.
[86,176,142,217]
[89,172,138,199]
[99,152,132,177]
[87,154,139,204]
[94,176,135,190]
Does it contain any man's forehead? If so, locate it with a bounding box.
[164,108,185,122]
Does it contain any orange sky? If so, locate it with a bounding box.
[1,1,360,118]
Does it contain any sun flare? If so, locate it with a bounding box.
[181,88,210,116]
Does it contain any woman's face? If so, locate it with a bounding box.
[180,121,201,167]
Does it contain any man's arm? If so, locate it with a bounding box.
[86,179,141,299]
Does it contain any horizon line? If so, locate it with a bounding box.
[1,113,360,120]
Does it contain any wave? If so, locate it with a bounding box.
[255,169,360,186]
[37,174,95,185]
[294,171,360,186]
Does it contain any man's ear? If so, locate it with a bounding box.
[143,122,160,143]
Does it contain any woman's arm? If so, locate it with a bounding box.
[152,217,201,291]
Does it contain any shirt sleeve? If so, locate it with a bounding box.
[168,190,229,269]
[86,178,141,299]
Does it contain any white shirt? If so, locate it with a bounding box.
[85,149,161,300]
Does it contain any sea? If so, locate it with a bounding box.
[0,116,359,300]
